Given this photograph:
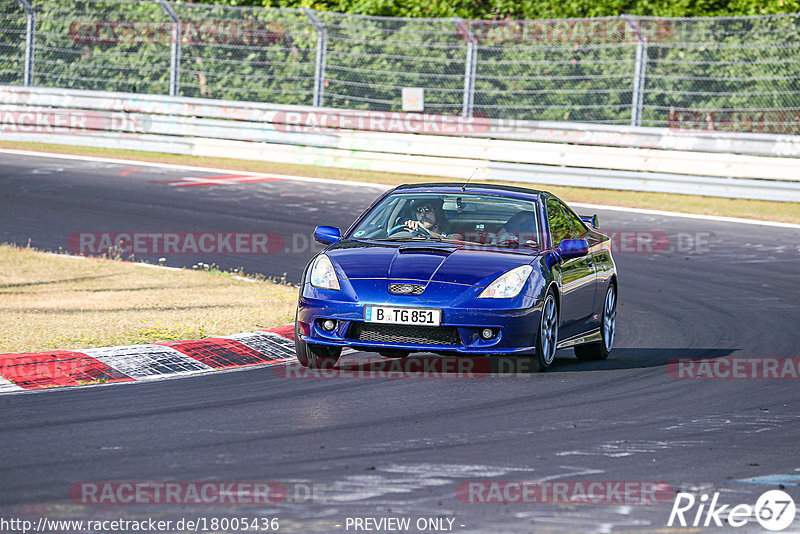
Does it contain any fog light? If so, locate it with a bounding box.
[322,319,336,331]
[480,328,496,340]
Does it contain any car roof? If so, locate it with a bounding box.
[392,182,544,201]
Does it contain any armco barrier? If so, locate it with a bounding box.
[1,86,799,202]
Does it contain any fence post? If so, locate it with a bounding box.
[457,18,477,118]
[623,15,647,127]
[158,0,181,96]
[17,0,34,87]
[304,9,327,107]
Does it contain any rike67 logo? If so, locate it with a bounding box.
[668,490,796,531]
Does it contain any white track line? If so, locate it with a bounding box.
[571,202,800,229]
[0,148,388,190]
[1,147,797,229]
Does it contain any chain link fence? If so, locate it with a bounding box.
[0,0,27,86]
[23,0,172,93]
[1,0,799,131]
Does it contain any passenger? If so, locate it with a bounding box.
[495,211,539,247]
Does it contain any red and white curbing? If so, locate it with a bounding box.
[0,326,297,394]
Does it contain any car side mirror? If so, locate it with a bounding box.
[580,214,598,228]
[557,238,589,260]
[314,226,341,245]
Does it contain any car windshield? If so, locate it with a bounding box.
[347,192,541,248]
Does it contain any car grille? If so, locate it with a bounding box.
[348,323,461,346]
[388,283,425,295]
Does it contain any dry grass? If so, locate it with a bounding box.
[1,140,798,224]
[0,244,297,354]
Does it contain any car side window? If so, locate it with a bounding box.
[546,197,572,248]
[561,202,588,237]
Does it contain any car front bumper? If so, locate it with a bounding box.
[297,281,543,355]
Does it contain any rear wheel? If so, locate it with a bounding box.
[535,290,559,371]
[575,283,616,361]
[295,312,342,368]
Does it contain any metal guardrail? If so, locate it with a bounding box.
[1,86,798,202]
[4,86,798,157]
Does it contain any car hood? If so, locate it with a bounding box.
[326,240,537,287]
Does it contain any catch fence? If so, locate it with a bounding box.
[0,0,799,131]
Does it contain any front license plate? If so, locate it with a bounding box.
[364,306,441,326]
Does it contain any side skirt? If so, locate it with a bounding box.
[556,328,601,349]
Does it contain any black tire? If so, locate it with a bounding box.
[294,310,309,367]
[535,290,559,371]
[574,283,616,361]
[294,312,342,369]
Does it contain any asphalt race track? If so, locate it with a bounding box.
[1,150,799,533]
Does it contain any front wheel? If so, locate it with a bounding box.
[535,290,559,371]
[575,283,616,361]
[295,313,342,368]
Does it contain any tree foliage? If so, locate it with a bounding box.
[199,0,800,19]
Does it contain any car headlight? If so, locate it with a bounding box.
[478,265,533,299]
[310,254,341,290]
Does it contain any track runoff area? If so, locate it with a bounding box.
[0,149,798,533]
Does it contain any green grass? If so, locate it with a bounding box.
[0,244,297,354]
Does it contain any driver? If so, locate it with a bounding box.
[403,198,461,240]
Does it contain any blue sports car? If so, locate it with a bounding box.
[295,183,617,371]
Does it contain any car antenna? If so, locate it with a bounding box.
[461,168,479,192]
